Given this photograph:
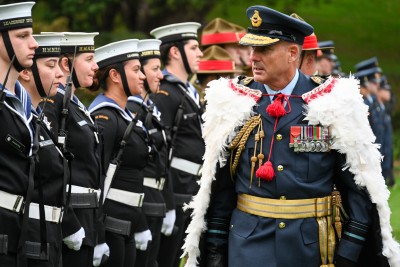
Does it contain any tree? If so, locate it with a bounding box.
[24,0,216,36]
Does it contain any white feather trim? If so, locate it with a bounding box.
[181,77,261,266]
[304,76,400,266]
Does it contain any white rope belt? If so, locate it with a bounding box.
[28,202,63,224]
[170,157,202,176]
[143,177,165,190]
[66,184,101,200]
[106,188,144,207]
[0,189,24,213]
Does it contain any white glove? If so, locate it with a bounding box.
[93,243,110,266]
[134,229,152,251]
[63,227,85,251]
[161,209,176,236]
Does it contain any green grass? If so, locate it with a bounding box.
[389,163,400,239]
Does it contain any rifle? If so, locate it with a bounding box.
[58,46,77,153]
[163,75,189,161]
[57,46,77,211]
[102,92,148,203]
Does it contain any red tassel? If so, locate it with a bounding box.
[256,161,275,181]
[266,98,286,118]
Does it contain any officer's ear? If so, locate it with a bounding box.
[288,43,301,63]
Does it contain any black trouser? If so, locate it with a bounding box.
[157,206,190,267]
[135,216,163,267]
[104,231,136,267]
[0,252,17,266]
[62,244,93,267]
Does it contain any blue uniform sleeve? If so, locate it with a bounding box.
[206,162,237,247]
[335,153,373,263]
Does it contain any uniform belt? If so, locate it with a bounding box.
[0,190,24,213]
[237,193,332,219]
[238,193,336,267]
[143,177,165,190]
[106,188,144,207]
[142,202,166,217]
[28,202,63,224]
[170,157,202,176]
[104,216,131,236]
[66,184,101,200]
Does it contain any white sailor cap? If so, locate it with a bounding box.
[57,32,98,54]
[33,33,63,58]
[138,39,161,60]
[0,2,35,31]
[95,39,139,69]
[150,22,201,44]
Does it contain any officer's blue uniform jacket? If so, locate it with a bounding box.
[207,72,374,267]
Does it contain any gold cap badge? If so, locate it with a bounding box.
[251,10,262,27]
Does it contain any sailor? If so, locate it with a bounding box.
[0,2,38,265]
[150,22,205,267]
[18,32,65,266]
[89,39,151,267]
[38,32,108,267]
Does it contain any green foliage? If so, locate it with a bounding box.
[393,129,400,161]
[207,0,400,122]
[389,166,400,239]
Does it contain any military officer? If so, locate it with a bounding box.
[377,76,395,187]
[0,2,39,265]
[89,39,151,267]
[201,18,251,75]
[18,33,65,267]
[316,40,336,76]
[290,13,334,76]
[196,45,241,107]
[150,22,205,267]
[38,32,108,267]
[182,5,399,267]
[354,58,384,147]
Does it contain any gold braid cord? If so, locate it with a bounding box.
[331,185,349,240]
[228,115,262,180]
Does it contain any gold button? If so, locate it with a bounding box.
[276,134,283,141]
[280,196,286,200]
[279,222,286,229]
[277,165,284,172]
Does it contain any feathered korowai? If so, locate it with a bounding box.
[303,76,400,266]
[181,77,262,266]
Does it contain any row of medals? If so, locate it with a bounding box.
[289,138,332,153]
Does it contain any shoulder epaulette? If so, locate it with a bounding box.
[95,114,109,120]
[40,98,54,104]
[238,76,254,86]
[310,75,326,85]
[158,90,169,96]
